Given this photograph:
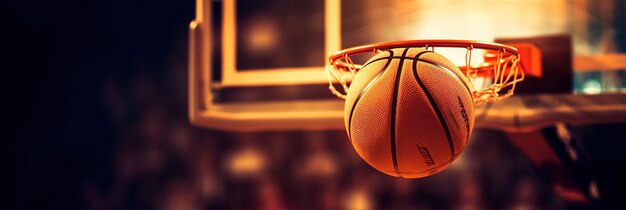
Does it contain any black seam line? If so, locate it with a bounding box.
[448,111,461,131]
[390,48,410,178]
[415,58,473,102]
[361,56,415,69]
[412,52,456,161]
[364,56,474,104]
[448,108,469,144]
[348,50,394,141]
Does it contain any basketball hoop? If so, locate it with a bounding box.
[326,40,525,104]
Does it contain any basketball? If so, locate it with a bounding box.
[344,48,475,178]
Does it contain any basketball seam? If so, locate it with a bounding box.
[361,56,411,68]
[348,50,394,141]
[363,56,473,104]
[415,58,473,102]
[412,52,457,162]
[448,111,461,132]
[390,48,411,178]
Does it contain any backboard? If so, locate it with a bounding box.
[189,0,343,130]
[189,0,626,131]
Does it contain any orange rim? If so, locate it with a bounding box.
[329,39,519,74]
[325,39,525,104]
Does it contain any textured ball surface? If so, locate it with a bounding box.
[344,48,475,178]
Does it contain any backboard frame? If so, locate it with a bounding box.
[188,0,345,131]
[220,0,341,87]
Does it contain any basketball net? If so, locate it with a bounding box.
[326,40,525,105]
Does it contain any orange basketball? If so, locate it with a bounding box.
[344,48,475,178]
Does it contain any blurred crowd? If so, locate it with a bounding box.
[77,70,566,210]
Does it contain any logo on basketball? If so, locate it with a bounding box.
[458,96,470,141]
[417,144,436,166]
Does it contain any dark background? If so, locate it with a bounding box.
[5,0,193,209]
